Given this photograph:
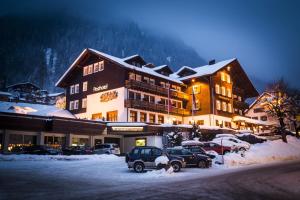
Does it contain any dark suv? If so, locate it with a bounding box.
[126,146,186,173]
[166,148,212,168]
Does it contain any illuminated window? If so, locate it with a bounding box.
[99,61,104,71]
[149,114,156,123]
[215,84,220,94]
[83,66,88,76]
[82,98,87,108]
[177,101,182,109]
[228,103,232,113]
[216,100,221,110]
[107,111,118,122]
[197,120,204,125]
[221,86,226,96]
[140,112,147,122]
[94,62,99,73]
[160,82,166,88]
[192,85,200,94]
[88,65,93,74]
[130,111,138,122]
[226,74,231,83]
[227,88,232,97]
[222,102,227,112]
[92,113,102,120]
[158,115,164,124]
[69,101,74,110]
[83,81,88,92]
[221,72,226,81]
[135,138,146,146]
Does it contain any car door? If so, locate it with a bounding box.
[140,148,152,168]
[181,149,197,165]
[150,148,163,168]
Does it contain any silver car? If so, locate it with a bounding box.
[94,143,120,155]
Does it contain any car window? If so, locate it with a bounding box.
[209,143,216,147]
[203,143,210,147]
[132,148,139,155]
[182,149,192,155]
[95,144,110,149]
[152,148,162,156]
[140,148,151,156]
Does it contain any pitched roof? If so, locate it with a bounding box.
[244,92,271,114]
[178,58,236,80]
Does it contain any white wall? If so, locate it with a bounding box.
[123,135,163,153]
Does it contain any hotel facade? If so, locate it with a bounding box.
[56,48,260,130]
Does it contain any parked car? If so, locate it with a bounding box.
[182,144,216,158]
[166,147,212,168]
[94,143,120,155]
[215,133,237,139]
[212,137,251,151]
[236,132,267,144]
[23,145,61,155]
[199,142,232,155]
[62,146,93,155]
[126,146,186,173]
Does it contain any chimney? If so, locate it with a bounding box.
[208,59,216,65]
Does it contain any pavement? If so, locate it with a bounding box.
[0,160,300,200]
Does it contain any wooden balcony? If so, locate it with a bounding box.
[125,99,190,116]
[125,80,189,100]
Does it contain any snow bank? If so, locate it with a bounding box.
[224,136,300,167]
[155,155,169,166]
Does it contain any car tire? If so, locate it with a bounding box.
[134,162,145,173]
[198,160,206,168]
[171,162,181,172]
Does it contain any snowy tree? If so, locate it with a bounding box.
[287,89,300,138]
[262,79,291,142]
[191,124,202,141]
[167,128,183,147]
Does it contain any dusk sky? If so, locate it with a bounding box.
[1,0,300,89]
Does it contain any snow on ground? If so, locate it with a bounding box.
[224,136,300,167]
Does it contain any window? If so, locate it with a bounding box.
[216,100,221,110]
[136,74,142,82]
[82,98,87,108]
[227,88,232,97]
[177,101,182,109]
[75,84,79,94]
[238,96,242,101]
[149,78,155,85]
[215,84,220,94]
[216,120,220,126]
[140,148,151,156]
[158,115,164,124]
[176,86,181,91]
[149,114,156,123]
[94,62,99,73]
[129,72,135,80]
[129,91,135,99]
[150,96,155,103]
[130,111,138,122]
[166,83,170,89]
[74,100,79,109]
[144,77,150,83]
[226,74,231,83]
[160,82,166,88]
[92,113,102,120]
[252,117,258,120]
[143,94,149,102]
[152,148,162,156]
[192,85,200,94]
[221,72,226,81]
[222,102,227,112]
[136,93,141,100]
[228,103,232,113]
[225,122,231,128]
[221,86,226,96]
[140,112,147,122]
[83,82,88,92]
[107,111,118,122]
[260,116,268,121]
[69,101,74,110]
[135,138,146,147]
[83,66,88,76]
[88,64,93,74]
[254,108,264,113]
[70,85,75,95]
[99,61,104,71]
[197,120,204,125]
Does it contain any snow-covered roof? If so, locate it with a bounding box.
[0,101,75,118]
[0,91,12,96]
[245,92,271,113]
[56,49,182,86]
[7,82,40,89]
[121,54,140,61]
[232,116,271,126]
[178,58,236,80]
[170,66,196,79]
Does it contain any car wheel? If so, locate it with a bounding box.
[198,160,206,168]
[134,162,144,173]
[171,162,181,172]
[223,150,230,155]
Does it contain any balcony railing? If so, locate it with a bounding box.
[125,99,190,116]
[125,80,189,100]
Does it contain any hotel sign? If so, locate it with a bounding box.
[100,90,118,102]
[93,84,108,92]
[111,126,144,132]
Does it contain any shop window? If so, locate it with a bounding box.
[130,110,138,122]
[216,100,221,110]
[158,115,164,124]
[216,120,220,126]
[107,111,118,122]
[72,138,88,146]
[149,114,156,123]
[83,81,88,92]
[140,112,147,122]
[197,120,204,125]
[92,113,102,120]
[44,136,66,148]
[135,138,146,147]
[94,139,102,145]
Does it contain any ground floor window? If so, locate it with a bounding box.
[44,136,66,148]
[225,121,231,128]
[94,139,102,145]
[71,138,89,146]
[135,138,146,146]
[197,120,204,125]
[140,112,147,122]
[130,110,138,122]
[158,115,164,124]
[149,114,156,123]
[92,113,102,120]
[8,134,37,152]
[107,111,118,121]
